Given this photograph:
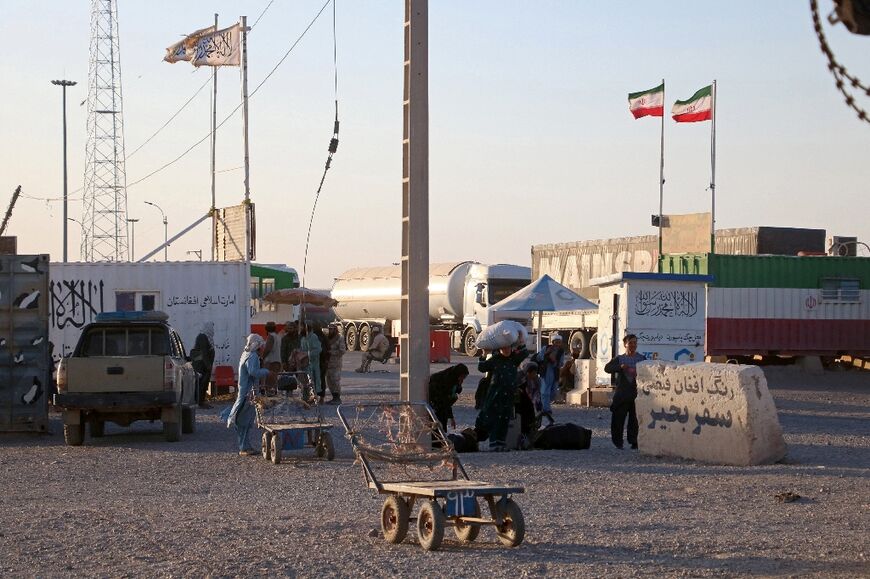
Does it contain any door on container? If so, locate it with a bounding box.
[609,293,621,386]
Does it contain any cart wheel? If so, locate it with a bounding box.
[262,431,272,461]
[417,500,445,551]
[495,498,525,547]
[317,431,336,461]
[270,433,283,465]
[453,499,481,542]
[380,496,410,544]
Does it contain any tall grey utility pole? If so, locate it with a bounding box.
[400,0,429,403]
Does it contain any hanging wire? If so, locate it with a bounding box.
[251,0,276,29]
[300,0,340,320]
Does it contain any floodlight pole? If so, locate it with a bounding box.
[52,79,76,262]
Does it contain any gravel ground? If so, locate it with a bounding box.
[1,354,868,578]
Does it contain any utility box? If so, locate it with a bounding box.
[0,254,51,432]
[590,272,712,386]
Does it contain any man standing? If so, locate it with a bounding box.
[324,324,346,404]
[534,333,564,425]
[355,325,390,373]
[192,321,216,408]
[280,321,299,371]
[300,323,324,403]
[262,321,282,389]
[604,334,646,450]
[475,342,528,451]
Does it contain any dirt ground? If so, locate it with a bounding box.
[1,354,867,578]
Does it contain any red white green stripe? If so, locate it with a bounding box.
[672,85,712,122]
[628,83,664,119]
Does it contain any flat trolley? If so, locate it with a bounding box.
[255,371,335,464]
[337,402,525,551]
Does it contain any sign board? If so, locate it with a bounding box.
[214,203,256,261]
[661,212,713,254]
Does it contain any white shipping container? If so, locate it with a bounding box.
[48,262,250,369]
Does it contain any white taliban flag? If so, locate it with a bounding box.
[191,23,242,67]
[164,25,216,63]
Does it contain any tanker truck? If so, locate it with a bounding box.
[331,262,531,356]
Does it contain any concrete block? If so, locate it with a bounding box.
[636,361,786,466]
[573,359,596,392]
[566,387,612,407]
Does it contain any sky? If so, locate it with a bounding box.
[1,1,868,288]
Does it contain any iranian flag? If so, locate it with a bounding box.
[672,85,713,122]
[628,83,664,119]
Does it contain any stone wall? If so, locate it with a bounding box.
[636,361,787,466]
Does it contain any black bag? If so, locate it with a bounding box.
[533,423,592,450]
[447,428,479,453]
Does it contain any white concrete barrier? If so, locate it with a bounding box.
[636,361,787,466]
[567,360,608,406]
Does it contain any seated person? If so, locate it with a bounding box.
[355,326,390,373]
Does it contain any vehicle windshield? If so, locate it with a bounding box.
[488,279,529,306]
[78,326,170,356]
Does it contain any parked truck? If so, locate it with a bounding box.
[331,262,532,356]
[531,226,826,358]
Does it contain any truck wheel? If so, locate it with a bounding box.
[358,325,371,352]
[589,332,598,359]
[90,420,105,438]
[64,424,84,446]
[463,328,479,357]
[182,406,196,434]
[344,324,358,351]
[163,405,182,442]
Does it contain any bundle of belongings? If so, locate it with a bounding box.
[532,423,592,450]
[474,320,528,351]
[446,428,479,453]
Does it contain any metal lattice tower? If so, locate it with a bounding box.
[82,0,129,261]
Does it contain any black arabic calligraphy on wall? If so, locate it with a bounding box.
[49,280,105,330]
[634,290,698,318]
[642,373,734,435]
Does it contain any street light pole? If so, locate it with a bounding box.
[126,218,139,261]
[144,201,168,261]
[67,217,84,261]
[52,79,77,263]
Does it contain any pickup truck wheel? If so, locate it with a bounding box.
[181,406,196,434]
[64,424,84,446]
[90,420,105,438]
[164,406,182,442]
[463,329,479,357]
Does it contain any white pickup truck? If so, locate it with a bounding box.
[53,311,198,446]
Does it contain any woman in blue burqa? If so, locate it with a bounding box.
[227,333,271,455]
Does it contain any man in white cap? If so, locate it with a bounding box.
[533,332,564,424]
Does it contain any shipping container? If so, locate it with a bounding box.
[0,255,50,432]
[661,254,870,357]
[49,262,250,368]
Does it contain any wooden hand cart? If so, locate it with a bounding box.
[255,371,335,464]
[337,402,525,551]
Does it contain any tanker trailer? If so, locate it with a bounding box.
[331,261,531,355]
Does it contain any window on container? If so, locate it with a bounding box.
[261,278,275,297]
[250,278,259,300]
[140,294,158,311]
[821,278,860,303]
[116,292,136,312]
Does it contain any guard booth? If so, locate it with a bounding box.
[590,272,712,386]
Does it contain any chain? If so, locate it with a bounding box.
[810,0,870,123]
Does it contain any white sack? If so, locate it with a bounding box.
[475,320,528,350]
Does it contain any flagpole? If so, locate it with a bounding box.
[240,15,251,264]
[658,78,665,270]
[710,79,717,254]
[210,13,218,261]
